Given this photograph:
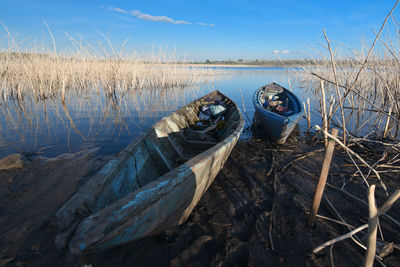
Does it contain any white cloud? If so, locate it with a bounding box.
[110,7,128,14]
[273,50,290,54]
[131,10,191,24]
[106,7,214,26]
[198,22,215,27]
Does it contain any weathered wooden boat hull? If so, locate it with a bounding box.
[52,91,244,254]
[253,83,302,144]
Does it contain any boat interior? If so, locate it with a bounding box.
[92,91,241,212]
[257,83,301,116]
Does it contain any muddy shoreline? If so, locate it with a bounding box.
[1,132,399,266]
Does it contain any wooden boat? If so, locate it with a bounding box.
[52,90,244,254]
[253,83,302,144]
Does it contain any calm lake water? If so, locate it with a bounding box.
[0,67,313,158]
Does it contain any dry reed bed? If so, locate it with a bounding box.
[0,32,219,149]
[0,52,217,101]
[292,2,400,266]
[0,50,216,149]
[299,57,400,139]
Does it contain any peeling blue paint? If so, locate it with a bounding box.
[121,179,170,211]
[99,159,120,175]
[79,242,86,251]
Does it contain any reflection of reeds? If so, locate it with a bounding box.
[0,80,210,151]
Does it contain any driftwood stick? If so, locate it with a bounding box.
[315,125,388,196]
[313,189,400,254]
[308,128,339,228]
[320,81,329,147]
[383,106,393,139]
[303,97,311,132]
[363,185,378,267]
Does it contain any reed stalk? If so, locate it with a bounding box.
[297,0,400,139]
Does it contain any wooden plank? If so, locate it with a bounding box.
[307,128,339,228]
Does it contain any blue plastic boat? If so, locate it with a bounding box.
[253,83,302,144]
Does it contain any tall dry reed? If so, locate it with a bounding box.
[0,26,217,102]
[297,3,400,265]
[0,27,218,151]
[296,9,400,140]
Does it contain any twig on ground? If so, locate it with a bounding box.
[313,189,400,254]
[281,148,324,172]
[313,224,369,254]
[315,214,355,229]
[326,184,400,229]
[346,150,370,188]
[324,196,368,251]
[269,168,278,251]
[266,149,275,176]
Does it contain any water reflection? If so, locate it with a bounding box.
[0,86,202,158]
[0,66,306,158]
[5,66,389,159]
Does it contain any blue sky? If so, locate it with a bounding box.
[0,0,398,60]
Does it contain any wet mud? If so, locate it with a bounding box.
[1,132,399,266]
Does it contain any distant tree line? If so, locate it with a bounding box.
[187,59,325,67]
[186,58,398,67]
[1,52,396,67]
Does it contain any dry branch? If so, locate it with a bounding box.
[315,125,388,195]
[313,189,400,254]
[363,185,378,267]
